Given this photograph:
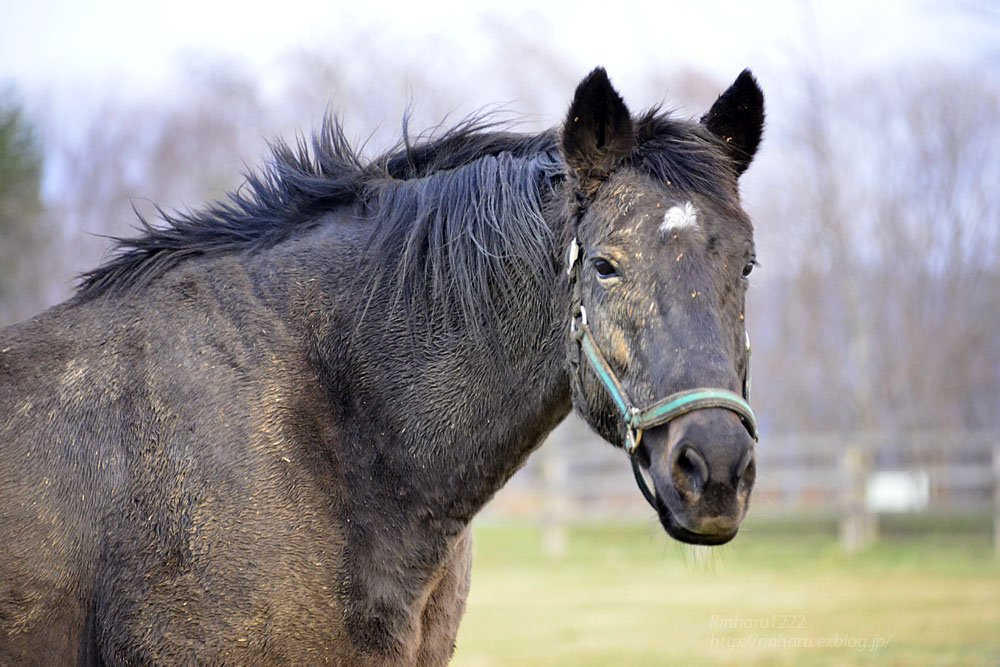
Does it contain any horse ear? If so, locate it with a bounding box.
[700,69,765,176]
[561,67,635,196]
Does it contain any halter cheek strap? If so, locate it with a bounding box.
[566,237,758,509]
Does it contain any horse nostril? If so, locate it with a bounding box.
[671,444,709,501]
[734,448,756,492]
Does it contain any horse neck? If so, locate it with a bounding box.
[253,207,573,531]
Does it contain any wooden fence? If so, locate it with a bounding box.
[483,416,1000,555]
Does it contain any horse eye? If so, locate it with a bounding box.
[742,261,756,278]
[593,258,619,278]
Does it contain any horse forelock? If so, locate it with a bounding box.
[631,109,741,208]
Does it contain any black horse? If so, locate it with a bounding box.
[0,67,764,664]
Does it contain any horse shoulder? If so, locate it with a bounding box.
[0,302,133,661]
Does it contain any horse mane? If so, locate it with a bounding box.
[75,107,736,338]
[76,112,560,296]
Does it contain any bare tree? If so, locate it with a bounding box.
[747,64,1000,435]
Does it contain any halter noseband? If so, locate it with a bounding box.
[566,237,758,509]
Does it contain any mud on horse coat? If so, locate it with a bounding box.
[0,67,764,664]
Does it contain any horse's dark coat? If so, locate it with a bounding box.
[0,68,764,664]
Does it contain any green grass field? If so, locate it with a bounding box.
[451,517,1000,666]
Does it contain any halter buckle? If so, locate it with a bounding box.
[566,237,580,276]
[570,304,588,335]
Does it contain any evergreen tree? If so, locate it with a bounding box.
[0,88,45,325]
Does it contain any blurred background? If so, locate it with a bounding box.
[2,0,998,663]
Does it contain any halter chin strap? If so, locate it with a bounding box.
[566,237,758,509]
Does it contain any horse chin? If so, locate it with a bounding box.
[653,493,740,546]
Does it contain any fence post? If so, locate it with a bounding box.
[840,444,874,553]
[993,445,1000,561]
[540,436,568,559]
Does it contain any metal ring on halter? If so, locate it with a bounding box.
[625,425,642,455]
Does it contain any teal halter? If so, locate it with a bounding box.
[566,238,757,508]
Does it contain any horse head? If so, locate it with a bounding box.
[562,68,764,545]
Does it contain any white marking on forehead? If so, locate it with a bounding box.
[659,201,699,233]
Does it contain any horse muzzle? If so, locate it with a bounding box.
[641,408,756,545]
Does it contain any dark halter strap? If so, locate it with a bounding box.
[566,238,757,509]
